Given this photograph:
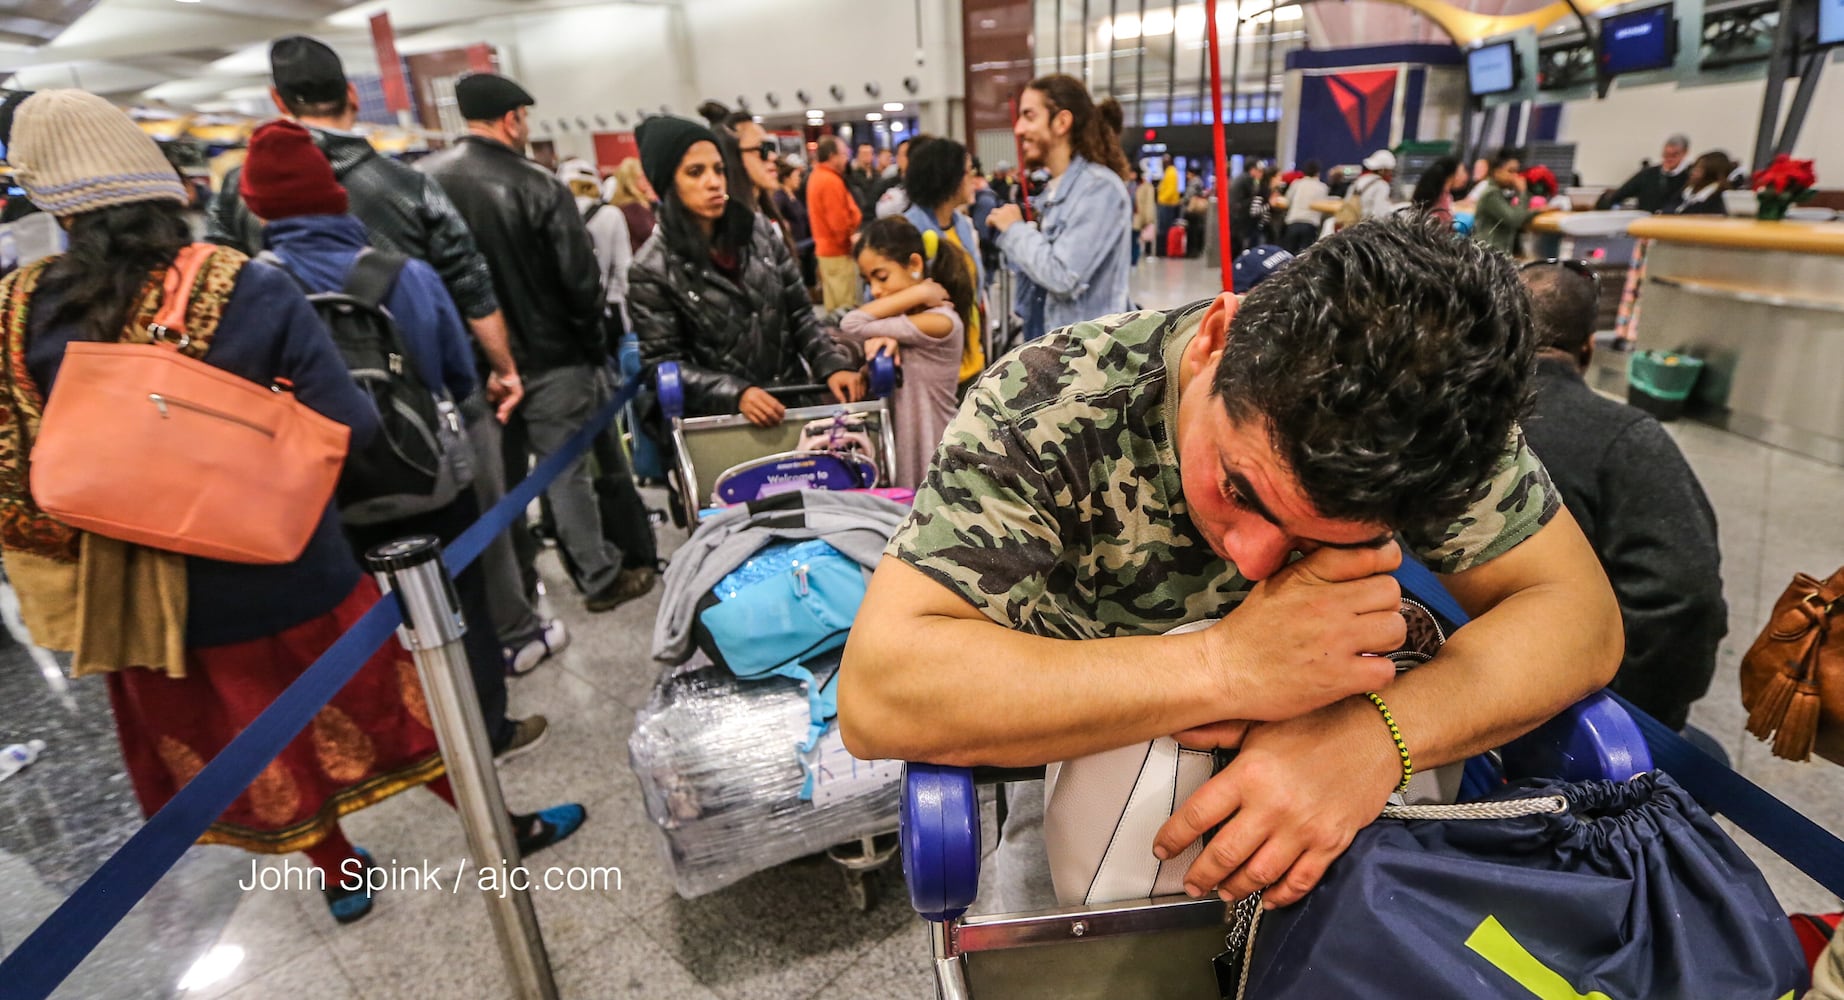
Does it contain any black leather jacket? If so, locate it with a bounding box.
[205,128,499,320]
[629,212,854,416]
[418,136,605,375]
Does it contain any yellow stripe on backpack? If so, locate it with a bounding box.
[1465,915,1795,1000]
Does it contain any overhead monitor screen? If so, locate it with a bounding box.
[1599,4,1677,76]
[1819,0,1844,46]
[1468,42,1519,95]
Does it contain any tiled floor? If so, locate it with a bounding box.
[1,256,1839,998]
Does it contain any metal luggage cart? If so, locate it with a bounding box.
[643,354,905,908]
[653,353,899,528]
[899,691,1655,999]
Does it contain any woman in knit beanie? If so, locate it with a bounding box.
[0,90,468,925]
[627,115,860,428]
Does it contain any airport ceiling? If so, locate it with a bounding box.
[0,0,1561,110]
[0,0,676,108]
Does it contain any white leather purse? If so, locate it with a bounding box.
[1043,603,1460,906]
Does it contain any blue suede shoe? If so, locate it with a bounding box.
[514,804,587,856]
[324,847,380,924]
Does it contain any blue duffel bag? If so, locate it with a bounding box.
[1230,770,1808,999]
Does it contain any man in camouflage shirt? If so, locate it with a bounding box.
[840,217,1622,910]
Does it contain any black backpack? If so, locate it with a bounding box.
[268,249,473,525]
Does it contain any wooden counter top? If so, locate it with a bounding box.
[1626,216,1844,256]
[1527,212,1565,234]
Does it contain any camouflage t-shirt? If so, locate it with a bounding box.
[887,300,1560,640]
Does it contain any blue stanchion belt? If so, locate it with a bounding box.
[0,378,640,1000]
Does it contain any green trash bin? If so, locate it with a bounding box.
[1626,350,1705,422]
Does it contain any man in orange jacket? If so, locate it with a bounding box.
[807,135,863,311]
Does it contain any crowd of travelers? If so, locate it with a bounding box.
[0,28,1807,969]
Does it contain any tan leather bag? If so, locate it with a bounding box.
[1741,567,1844,763]
[29,245,350,564]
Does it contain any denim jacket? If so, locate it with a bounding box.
[996,155,1132,340]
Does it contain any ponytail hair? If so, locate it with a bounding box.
[852,215,977,348]
[1026,74,1131,180]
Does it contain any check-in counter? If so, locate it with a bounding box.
[1625,216,1844,466]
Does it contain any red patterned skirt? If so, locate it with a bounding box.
[107,578,445,853]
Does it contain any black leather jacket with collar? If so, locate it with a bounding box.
[205,126,500,321]
[418,136,606,375]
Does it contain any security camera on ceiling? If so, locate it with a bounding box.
[829,84,845,101]
[864,82,880,98]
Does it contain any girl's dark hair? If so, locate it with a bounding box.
[1026,74,1131,180]
[696,99,732,126]
[1688,151,1734,191]
[38,201,191,343]
[904,136,969,212]
[1410,156,1463,209]
[852,215,976,345]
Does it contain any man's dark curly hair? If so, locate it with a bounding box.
[1211,215,1537,545]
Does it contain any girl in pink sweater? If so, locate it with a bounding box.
[837,217,973,489]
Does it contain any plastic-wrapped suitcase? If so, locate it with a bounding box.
[627,650,902,901]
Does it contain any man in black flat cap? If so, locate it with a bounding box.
[421,72,655,613]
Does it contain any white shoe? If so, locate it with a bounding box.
[505,619,569,676]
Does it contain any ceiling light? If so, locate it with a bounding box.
[891,121,907,134]
[866,113,883,121]
[806,109,823,116]
[883,102,904,112]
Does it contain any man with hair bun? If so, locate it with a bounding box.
[986,73,1133,342]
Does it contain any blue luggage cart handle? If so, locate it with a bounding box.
[652,354,896,422]
[899,556,1652,922]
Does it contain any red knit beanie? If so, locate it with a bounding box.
[240,119,348,220]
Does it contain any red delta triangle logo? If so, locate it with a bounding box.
[1327,70,1397,146]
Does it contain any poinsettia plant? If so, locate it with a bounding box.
[1523,164,1559,199]
[1750,155,1817,220]
[1751,154,1816,196]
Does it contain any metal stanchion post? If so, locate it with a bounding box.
[367,536,559,1000]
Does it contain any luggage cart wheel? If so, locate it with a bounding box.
[827,833,899,911]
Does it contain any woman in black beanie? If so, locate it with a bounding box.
[628,115,859,427]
